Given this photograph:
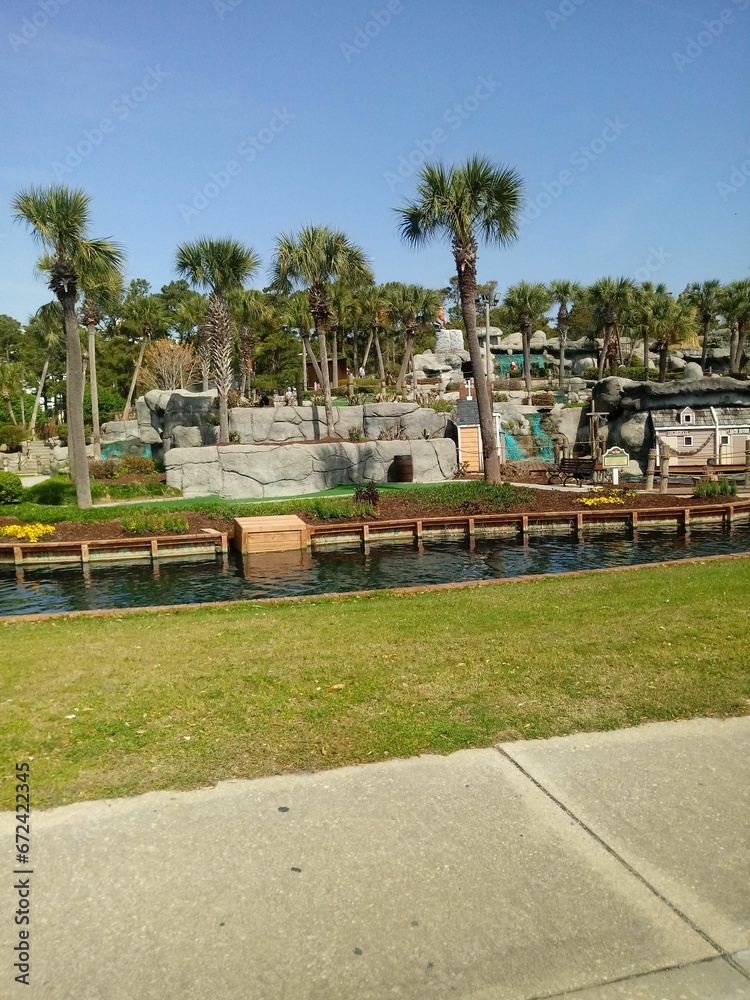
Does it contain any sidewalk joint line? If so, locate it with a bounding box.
[495,746,750,983]
[523,956,719,1000]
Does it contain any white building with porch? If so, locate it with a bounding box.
[651,406,750,469]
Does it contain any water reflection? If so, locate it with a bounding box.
[1,524,748,617]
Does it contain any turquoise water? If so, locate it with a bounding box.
[526,413,555,462]
[497,353,525,376]
[503,430,527,460]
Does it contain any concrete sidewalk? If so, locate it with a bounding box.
[2,717,749,999]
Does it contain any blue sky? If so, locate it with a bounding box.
[1,0,748,322]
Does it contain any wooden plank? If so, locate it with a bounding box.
[80,543,90,564]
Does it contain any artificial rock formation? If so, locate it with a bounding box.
[593,375,750,471]
[130,391,451,452]
[165,439,458,499]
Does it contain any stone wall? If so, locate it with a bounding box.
[165,439,458,499]
[134,390,451,451]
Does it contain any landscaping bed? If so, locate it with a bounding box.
[0,483,742,544]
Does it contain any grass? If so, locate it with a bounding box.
[0,481,531,526]
[2,557,749,809]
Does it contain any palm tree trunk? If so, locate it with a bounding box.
[700,319,710,369]
[314,318,336,438]
[522,321,532,401]
[198,330,212,391]
[362,330,373,368]
[558,334,566,389]
[395,332,415,394]
[352,326,359,371]
[729,323,741,375]
[643,328,649,377]
[209,293,233,445]
[123,334,149,421]
[87,322,101,460]
[302,333,324,386]
[455,254,501,483]
[736,322,747,376]
[658,342,668,383]
[30,352,50,437]
[2,391,17,425]
[597,328,610,380]
[331,327,339,387]
[373,331,386,383]
[60,291,92,507]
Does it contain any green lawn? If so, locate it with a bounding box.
[2,557,749,810]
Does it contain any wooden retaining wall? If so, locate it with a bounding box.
[0,530,228,569]
[307,500,750,550]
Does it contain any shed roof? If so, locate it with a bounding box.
[650,407,750,429]
[454,400,480,426]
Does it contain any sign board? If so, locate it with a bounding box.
[602,447,629,468]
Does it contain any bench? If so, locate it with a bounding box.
[546,457,597,486]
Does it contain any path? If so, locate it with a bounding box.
[1,717,748,998]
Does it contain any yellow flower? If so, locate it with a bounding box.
[0,523,56,543]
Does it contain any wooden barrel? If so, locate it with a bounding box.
[391,454,414,483]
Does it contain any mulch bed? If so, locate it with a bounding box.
[0,491,740,544]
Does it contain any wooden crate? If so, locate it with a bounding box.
[233,515,311,554]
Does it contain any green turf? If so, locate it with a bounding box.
[2,557,749,809]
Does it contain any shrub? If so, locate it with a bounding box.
[531,392,556,407]
[424,400,454,413]
[119,455,155,476]
[121,512,190,534]
[354,479,380,509]
[348,427,364,442]
[693,479,737,497]
[89,459,120,480]
[0,424,28,452]
[57,423,68,446]
[378,425,407,441]
[83,385,125,424]
[0,471,23,504]
[492,393,509,403]
[0,522,56,543]
[23,476,76,505]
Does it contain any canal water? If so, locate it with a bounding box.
[1,523,748,617]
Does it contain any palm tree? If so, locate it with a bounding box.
[282,292,320,390]
[396,156,523,483]
[386,283,441,395]
[176,238,260,443]
[0,360,23,425]
[13,186,124,507]
[549,280,581,388]
[357,284,387,383]
[631,282,668,377]
[28,301,62,436]
[270,226,372,437]
[587,277,635,378]
[648,292,695,382]
[80,276,122,459]
[121,294,169,420]
[720,280,750,376]
[230,289,270,397]
[174,291,210,389]
[686,280,722,370]
[503,282,552,400]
